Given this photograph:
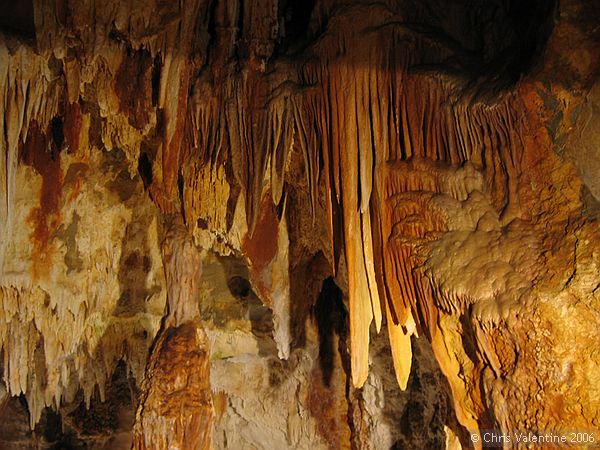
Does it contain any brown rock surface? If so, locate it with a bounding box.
[132,321,213,450]
[132,219,213,449]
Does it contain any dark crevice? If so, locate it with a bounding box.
[314,277,346,387]
[151,54,161,107]
[204,0,219,65]
[50,116,64,156]
[0,0,35,38]
[403,0,557,96]
[227,275,252,298]
[234,0,245,61]
[277,0,316,54]
[177,169,186,222]
[137,152,153,189]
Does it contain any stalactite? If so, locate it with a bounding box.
[0,33,166,424]
[0,42,8,259]
[361,209,382,333]
[386,306,415,390]
[334,58,376,387]
[227,72,302,233]
[270,212,292,359]
[2,2,588,443]
[294,9,529,388]
[154,0,203,213]
[293,95,320,220]
[0,283,163,428]
[269,94,294,206]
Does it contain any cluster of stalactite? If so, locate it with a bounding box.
[3,0,597,445]
[0,0,526,404]
[183,4,532,390]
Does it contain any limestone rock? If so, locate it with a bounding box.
[133,321,213,450]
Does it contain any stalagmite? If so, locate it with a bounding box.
[133,218,213,449]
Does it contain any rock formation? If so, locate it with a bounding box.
[0,0,599,448]
[132,219,213,449]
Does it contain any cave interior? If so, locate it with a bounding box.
[0,0,599,449]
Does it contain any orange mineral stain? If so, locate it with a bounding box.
[19,120,63,280]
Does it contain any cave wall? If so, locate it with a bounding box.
[0,0,599,448]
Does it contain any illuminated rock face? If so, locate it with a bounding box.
[132,321,213,450]
[0,0,599,448]
[132,221,213,450]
